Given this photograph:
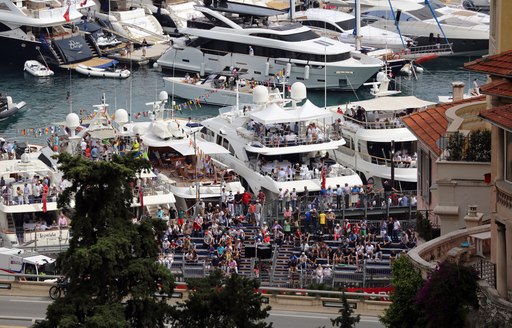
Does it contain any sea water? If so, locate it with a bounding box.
[0,56,485,145]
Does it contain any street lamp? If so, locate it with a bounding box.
[390,140,395,189]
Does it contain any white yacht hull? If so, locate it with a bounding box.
[158,46,382,90]
[163,77,255,106]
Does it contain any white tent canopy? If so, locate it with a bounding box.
[288,100,331,121]
[348,96,435,112]
[170,141,230,156]
[249,103,294,124]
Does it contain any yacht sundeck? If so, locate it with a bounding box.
[157,0,383,90]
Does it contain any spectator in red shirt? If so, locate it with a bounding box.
[241,190,252,214]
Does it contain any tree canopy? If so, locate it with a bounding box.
[416,261,479,327]
[35,153,175,328]
[380,256,425,328]
[169,270,272,328]
[330,292,360,328]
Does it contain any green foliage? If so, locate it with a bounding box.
[416,261,479,328]
[416,211,433,241]
[465,129,491,162]
[35,153,174,328]
[446,132,465,161]
[169,270,272,328]
[446,130,491,162]
[330,292,361,328]
[380,256,425,328]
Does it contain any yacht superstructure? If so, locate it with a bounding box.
[200,83,363,201]
[157,1,383,90]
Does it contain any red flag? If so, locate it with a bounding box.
[321,160,326,190]
[80,0,87,6]
[63,5,70,22]
[42,185,49,213]
[139,188,144,208]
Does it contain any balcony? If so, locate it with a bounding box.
[408,223,512,324]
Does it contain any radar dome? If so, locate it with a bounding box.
[290,82,306,101]
[66,113,80,128]
[159,91,169,101]
[376,71,388,82]
[21,152,30,163]
[115,109,129,124]
[253,85,269,104]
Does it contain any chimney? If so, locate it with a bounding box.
[464,205,483,228]
[452,81,465,101]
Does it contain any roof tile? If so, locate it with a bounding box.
[479,104,512,130]
[402,96,486,156]
[465,50,512,77]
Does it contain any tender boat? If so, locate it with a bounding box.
[24,60,54,77]
[163,72,283,107]
[75,64,131,78]
[200,82,363,202]
[326,72,435,190]
[0,93,26,120]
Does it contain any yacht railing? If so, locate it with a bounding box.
[248,160,357,182]
[402,43,454,59]
[343,115,406,129]
[239,126,342,149]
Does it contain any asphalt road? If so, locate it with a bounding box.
[0,295,384,328]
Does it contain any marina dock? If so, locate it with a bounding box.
[107,43,170,67]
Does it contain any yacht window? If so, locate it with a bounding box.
[362,10,418,22]
[199,39,352,62]
[0,3,11,11]
[302,20,341,32]
[222,138,229,150]
[228,144,235,156]
[505,130,512,183]
[0,22,11,32]
[250,30,320,42]
[216,135,223,146]
[335,19,357,31]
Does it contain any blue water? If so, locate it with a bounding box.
[0,56,485,144]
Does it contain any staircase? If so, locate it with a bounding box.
[84,33,101,58]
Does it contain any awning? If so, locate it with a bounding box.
[356,128,417,142]
[170,141,230,156]
[24,255,56,265]
[349,96,435,112]
[249,103,294,124]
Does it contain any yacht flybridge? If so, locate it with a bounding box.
[0,0,115,67]
[156,0,383,90]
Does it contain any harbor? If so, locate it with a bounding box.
[0,0,507,326]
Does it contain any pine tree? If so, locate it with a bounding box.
[169,270,272,328]
[35,153,174,328]
[330,292,361,328]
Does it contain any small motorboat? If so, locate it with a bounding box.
[0,93,26,120]
[75,64,131,79]
[24,60,54,77]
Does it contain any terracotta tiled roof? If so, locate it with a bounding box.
[479,104,512,130]
[464,50,512,77]
[479,79,512,98]
[402,96,486,156]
